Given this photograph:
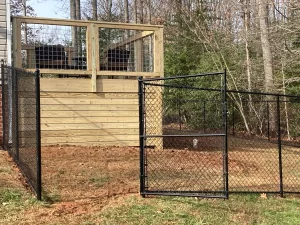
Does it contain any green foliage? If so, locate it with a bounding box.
[0,189,22,203]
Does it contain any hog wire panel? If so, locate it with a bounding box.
[21,23,87,71]
[141,73,227,197]
[99,28,154,73]
[2,65,41,199]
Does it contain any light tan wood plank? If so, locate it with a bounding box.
[105,31,154,52]
[96,71,160,77]
[41,110,138,117]
[41,140,139,147]
[27,69,92,75]
[41,122,139,130]
[40,78,138,92]
[41,129,138,137]
[13,18,22,68]
[41,104,138,111]
[40,98,138,105]
[41,116,139,124]
[40,92,138,99]
[41,134,138,143]
[15,16,162,30]
[91,23,97,92]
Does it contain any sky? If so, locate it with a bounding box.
[27,0,68,19]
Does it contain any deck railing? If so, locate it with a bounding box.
[12,16,164,92]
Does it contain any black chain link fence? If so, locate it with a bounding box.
[139,72,228,198]
[140,73,300,198]
[2,63,41,200]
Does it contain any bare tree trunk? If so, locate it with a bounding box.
[70,0,78,58]
[242,0,255,134]
[258,0,276,136]
[147,0,153,71]
[134,0,143,71]
[282,57,290,140]
[147,0,151,24]
[75,0,82,56]
[107,0,112,21]
[92,0,97,20]
[243,0,251,92]
[124,0,129,23]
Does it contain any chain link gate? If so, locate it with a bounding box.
[139,72,228,198]
[2,63,42,200]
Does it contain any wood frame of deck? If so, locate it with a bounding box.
[12,16,164,92]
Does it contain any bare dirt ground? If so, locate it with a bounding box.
[1,138,300,224]
[1,146,141,225]
[42,145,140,201]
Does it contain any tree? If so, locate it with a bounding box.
[10,0,35,16]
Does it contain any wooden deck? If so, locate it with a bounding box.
[12,16,164,92]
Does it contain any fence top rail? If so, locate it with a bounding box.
[228,89,300,99]
[12,16,163,30]
[142,81,300,99]
[141,71,224,82]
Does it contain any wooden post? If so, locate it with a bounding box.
[154,27,164,77]
[134,32,143,72]
[152,27,164,148]
[91,23,98,92]
[87,24,98,92]
[12,18,22,68]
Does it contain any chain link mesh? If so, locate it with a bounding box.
[141,73,227,197]
[141,74,300,197]
[2,64,41,199]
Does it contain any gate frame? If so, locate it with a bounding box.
[139,71,229,199]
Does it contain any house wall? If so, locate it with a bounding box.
[0,0,7,60]
[0,0,7,145]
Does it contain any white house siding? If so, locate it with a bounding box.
[0,0,6,61]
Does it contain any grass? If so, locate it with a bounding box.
[97,194,300,225]
[1,186,300,224]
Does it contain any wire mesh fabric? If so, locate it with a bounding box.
[21,23,87,71]
[140,73,300,198]
[140,73,228,198]
[1,64,41,200]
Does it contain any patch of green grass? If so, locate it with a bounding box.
[89,175,109,187]
[0,189,22,203]
[97,194,300,225]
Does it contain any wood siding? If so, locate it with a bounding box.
[0,0,6,61]
[40,78,140,146]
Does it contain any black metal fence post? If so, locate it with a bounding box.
[267,101,270,141]
[178,92,181,131]
[1,60,5,149]
[203,100,206,133]
[277,96,283,197]
[223,69,229,199]
[12,67,19,160]
[35,69,42,200]
[232,101,235,135]
[138,76,145,196]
